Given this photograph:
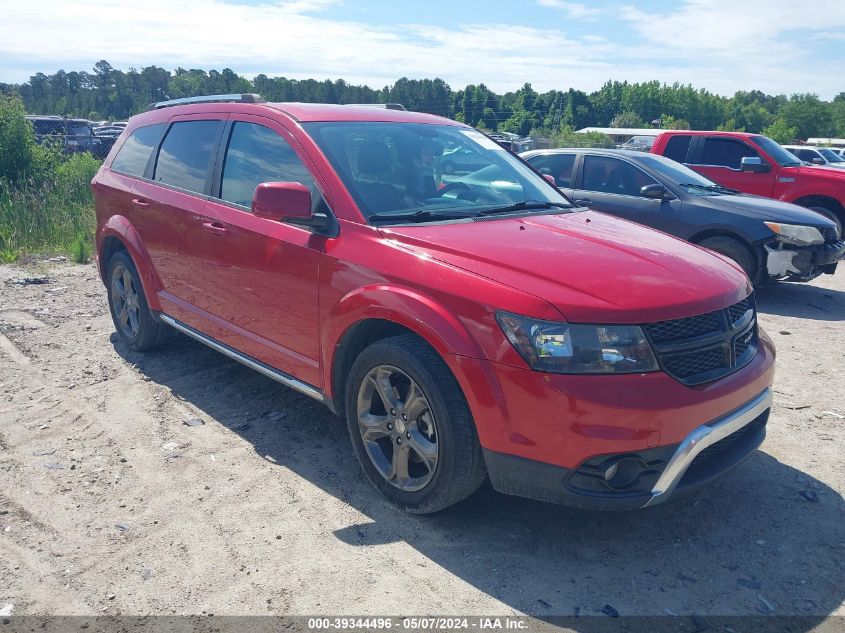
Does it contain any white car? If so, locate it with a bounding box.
[782,145,845,169]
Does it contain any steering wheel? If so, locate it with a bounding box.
[434,181,472,197]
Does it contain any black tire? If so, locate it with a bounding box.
[698,236,759,282]
[106,251,166,351]
[808,206,843,239]
[345,335,486,513]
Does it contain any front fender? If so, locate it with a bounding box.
[98,216,163,312]
[321,283,487,401]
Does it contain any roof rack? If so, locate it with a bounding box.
[149,93,266,110]
[346,103,407,111]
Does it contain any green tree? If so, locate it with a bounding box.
[609,110,645,128]
[762,117,798,144]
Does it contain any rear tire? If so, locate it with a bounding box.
[808,206,843,239]
[345,335,486,513]
[698,236,759,283]
[106,251,166,351]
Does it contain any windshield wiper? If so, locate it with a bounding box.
[680,183,741,195]
[368,209,479,224]
[477,200,571,216]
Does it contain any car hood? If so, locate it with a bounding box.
[702,193,837,229]
[379,211,750,323]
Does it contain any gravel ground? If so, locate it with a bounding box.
[0,259,843,625]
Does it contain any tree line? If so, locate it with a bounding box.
[2,60,845,142]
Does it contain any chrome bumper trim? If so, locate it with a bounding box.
[644,388,772,507]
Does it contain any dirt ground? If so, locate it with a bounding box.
[0,259,843,625]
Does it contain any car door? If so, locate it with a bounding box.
[572,155,680,234]
[689,136,776,196]
[197,115,327,387]
[524,152,577,198]
[129,116,226,329]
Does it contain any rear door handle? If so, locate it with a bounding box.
[202,221,228,236]
[131,198,149,208]
[575,198,592,206]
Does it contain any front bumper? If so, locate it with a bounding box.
[484,389,771,510]
[765,239,845,281]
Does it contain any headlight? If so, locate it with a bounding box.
[764,222,825,246]
[496,312,659,374]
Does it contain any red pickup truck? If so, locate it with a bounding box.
[651,131,845,236]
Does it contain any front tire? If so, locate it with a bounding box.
[106,251,166,351]
[345,335,486,513]
[808,206,843,239]
[698,236,759,283]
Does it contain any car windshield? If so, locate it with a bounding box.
[633,153,733,196]
[751,135,802,167]
[818,148,845,163]
[303,121,572,224]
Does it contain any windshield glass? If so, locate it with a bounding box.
[751,135,802,167]
[818,148,845,163]
[633,153,730,195]
[303,122,572,223]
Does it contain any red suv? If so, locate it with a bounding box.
[93,94,775,513]
[651,131,845,236]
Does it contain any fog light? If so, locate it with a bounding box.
[603,458,643,490]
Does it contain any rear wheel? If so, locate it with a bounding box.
[345,335,486,513]
[107,251,166,351]
[698,236,759,283]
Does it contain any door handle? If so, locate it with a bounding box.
[202,221,228,236]
[575,198,592,206]
[131,198,149,208]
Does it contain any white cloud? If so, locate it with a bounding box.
[0,0,843,98]
[536,0,603,19]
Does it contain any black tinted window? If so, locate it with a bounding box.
[154,120,222,193]
[111,123,166,176]
[528,153,576,187]
[699,138,757,169]
[582,156,657,197]
[663,135,691,163]
[795,148,817,161]
[220,122,314,207]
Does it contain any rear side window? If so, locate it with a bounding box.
[528,153,576,187]
[154,120,223,193]
[111,123,166,177]
[663,135,691,163]
[220,122,314,208]
[699,137,757,169]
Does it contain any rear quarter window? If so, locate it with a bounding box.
[527,153,576,187]
[111,123,167,177]
[662,135,691,163]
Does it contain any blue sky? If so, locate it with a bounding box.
[1,0,844,98]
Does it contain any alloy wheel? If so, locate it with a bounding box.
[111,263,141,339]
[356,365,439,491]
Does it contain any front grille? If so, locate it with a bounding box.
[662,345,728,380]
[643,294,758,385]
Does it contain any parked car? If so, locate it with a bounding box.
[93,94,775,513]
[520,148,843,284]
[781,145,845,169]
[617,135,655,152]
[650,131,845,236]
[26,115,107,157]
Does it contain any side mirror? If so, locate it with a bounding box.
[740,156,770,173]
[542,173,558,186]
[640,183,667,199]
[252,182,327,230]
[811,157,825,165]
